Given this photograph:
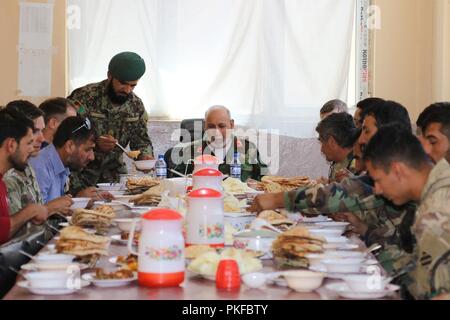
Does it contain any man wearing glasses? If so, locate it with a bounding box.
[67,52,154,195]
[29,116,101,203]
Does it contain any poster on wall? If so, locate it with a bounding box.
[17,2,54,97]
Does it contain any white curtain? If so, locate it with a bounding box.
[68,0,356,138]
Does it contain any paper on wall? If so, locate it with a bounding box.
[17,2,54,97]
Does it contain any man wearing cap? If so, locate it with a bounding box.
[67,52,154,194]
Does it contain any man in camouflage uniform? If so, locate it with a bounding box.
[67,52,154,194]
[3,101,72,241]
[316,112,357,182]
[166,106,268,182]
[249,101,417,282]
[364,126,450,299]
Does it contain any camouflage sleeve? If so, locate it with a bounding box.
[4,176,25,215]
[408,211,450,299]
[283,177,379,215]
[129,102,154,158]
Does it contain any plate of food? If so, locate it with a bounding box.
[82,269,137,288]
[111,231,141,246]
[108,254,138,272]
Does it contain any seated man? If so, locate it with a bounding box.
[416,102,450,163]
[39,97,78,149]
[319,99,348,120]
[353,97,385,129]
[0,109,48,245]
[167,105,268,182]
[3,101,73,240]
[316,112,357,182]
[364,126,450,300]
[29,116,110,203]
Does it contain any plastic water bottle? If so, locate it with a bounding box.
[155,155,167,180]
[230,152,242,180]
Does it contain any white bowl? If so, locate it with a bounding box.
[34,253,75,265]
[321,258,365,273]
[24,271,75,289]
[97,183,124,192]
[309,228,344,237]
[324,251,366,259]
[114,218,142,232]
[70,198,91,209]
[233,230,278,255]
[242,272,267,289]
[283,270,325,292]
[134,160,157,171]
[225,213,256,232]
[342,274,388,292]
[316,221,350,233]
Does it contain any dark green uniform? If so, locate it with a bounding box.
[67,80,153,194]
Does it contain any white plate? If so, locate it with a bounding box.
[18,280,90,296]
[82,272,137,288]
[21,263,89,271]
[325,282,400,299]
[301,215,332,223]
[309,265,371,279]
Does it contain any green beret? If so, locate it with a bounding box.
[108,52,146,82]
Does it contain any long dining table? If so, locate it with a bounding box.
[3,224,399,301]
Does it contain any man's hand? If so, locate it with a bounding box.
[331,212,368,236]
[30,205,50,225]
[76,187,115,202]
[248,193,285,214]
[46,196,73,215]
[97,135,117,153]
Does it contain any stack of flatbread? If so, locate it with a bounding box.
[71,205,116,234]
[131,184,163,206]
[258,210,293,232]
[272,227,325,269]
[257,176,316,193]
[126,176,160,194]
[56,226,110,266]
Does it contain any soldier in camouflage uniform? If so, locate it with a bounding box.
[167,106,268,182]
[67,52,154,194]
[3,101,72,241]
[364,126,450,299]
[316,112,357,183]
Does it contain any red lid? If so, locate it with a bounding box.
[193,168,223,177]
[142,208,183,221]
[188,188,223,198]
[194,155,222,164]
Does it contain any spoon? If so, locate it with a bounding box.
[365,243,382,255]
[169,169,189,178]
[113,142,139,159]
[250,218,283,234]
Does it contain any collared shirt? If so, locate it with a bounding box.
[207,138,233,163]
[0,174,11,245]
[29,144,71,203]
[40,141,49,150]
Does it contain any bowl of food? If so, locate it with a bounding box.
[282,270,325,292]
[24,271,75,289]
[321,258,365,273]
[224,213,256,232]
[134,160,157,171]
[309,228,344,238]
[70,198,91,210]
[34,253,75,265]
[97,183,124,192]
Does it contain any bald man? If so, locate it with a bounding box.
[167,106,267,182]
